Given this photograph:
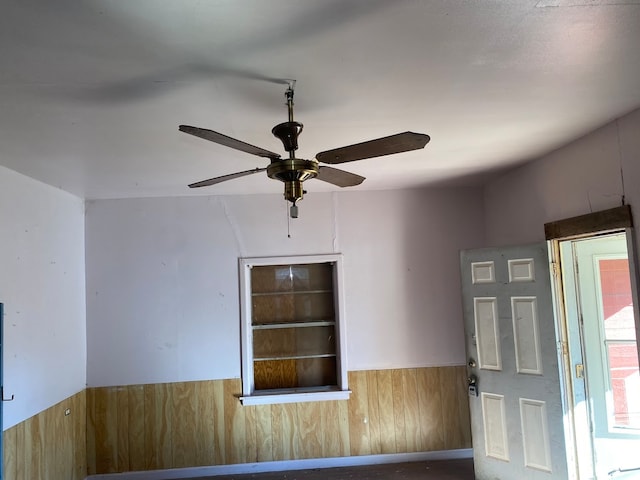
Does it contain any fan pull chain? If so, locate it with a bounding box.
[286,200,292,238]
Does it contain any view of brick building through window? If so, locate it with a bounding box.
[599,258,640,429]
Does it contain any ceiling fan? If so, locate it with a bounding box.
[180,83,430,217]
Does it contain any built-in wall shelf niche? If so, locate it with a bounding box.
[240,255,350,405]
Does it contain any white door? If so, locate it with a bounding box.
[460,243,568,479]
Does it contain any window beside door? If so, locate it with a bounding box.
[597,258,640,430]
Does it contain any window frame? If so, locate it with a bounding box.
[591,253,640,433]
[238,253,350,405]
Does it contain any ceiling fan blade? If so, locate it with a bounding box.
[180,125,281,160]
[188,167,267,188]
[316,131,430,165]
[316,166,365,187]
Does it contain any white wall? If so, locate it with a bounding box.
[484,107,640,246]
[85,187,484,387]
[336,189,485,370]
[0,166,86,430]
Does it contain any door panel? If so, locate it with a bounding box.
[481,392,509,461]
[511,297,543,375]
[474,297,501,370]
[520,398,552,472]
[461,244,568,479]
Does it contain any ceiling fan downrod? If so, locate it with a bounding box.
[268,84,318,214]
[271,85,304,157]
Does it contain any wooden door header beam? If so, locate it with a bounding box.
[544,205,633,240]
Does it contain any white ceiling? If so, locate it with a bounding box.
[1,0,640,200]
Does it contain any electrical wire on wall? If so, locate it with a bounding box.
[615,119,626,206]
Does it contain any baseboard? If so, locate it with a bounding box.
[85,449,473,479]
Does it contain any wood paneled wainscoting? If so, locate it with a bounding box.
[3,390,87,480]
[86,366,471,476]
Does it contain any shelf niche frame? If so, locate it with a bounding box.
[239,253,350,405]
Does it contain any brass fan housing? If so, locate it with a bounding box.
[267,158,319,203]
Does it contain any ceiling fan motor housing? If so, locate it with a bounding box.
[267,158,318,203]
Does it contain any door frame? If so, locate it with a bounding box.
[545,205,640,478]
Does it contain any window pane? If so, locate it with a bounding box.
[599,259,635,340]
[606,342,640,429]
[253,325,336,359]
[296,357,337,387]
[245,258,342,395]
[251,263,333,294]
[251,292,334,325]
[254,357,337,390]
[253,359,298,390]
[599,258,640,429]
[290,263,333,291]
